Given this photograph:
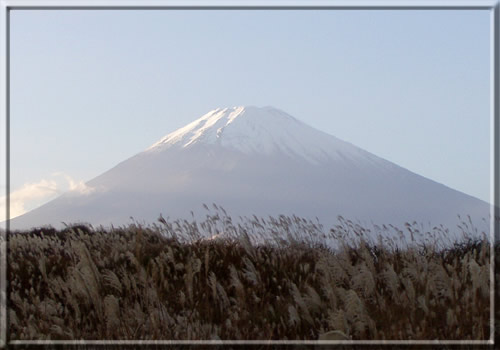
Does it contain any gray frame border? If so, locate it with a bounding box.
[0,0,497,347]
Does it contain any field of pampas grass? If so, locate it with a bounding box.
[5,209,495,341]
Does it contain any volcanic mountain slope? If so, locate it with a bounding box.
[10,106,490,237]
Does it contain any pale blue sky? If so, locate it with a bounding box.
[5,9,492,218]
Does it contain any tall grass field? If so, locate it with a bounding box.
[5,208,495,341]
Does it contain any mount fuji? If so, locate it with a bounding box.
[10,106,490,237]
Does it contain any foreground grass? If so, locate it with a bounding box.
[7,212,493,340]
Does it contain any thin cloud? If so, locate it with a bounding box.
[0,173,95,221]
[52,172,96,195]
[0,179,59,220]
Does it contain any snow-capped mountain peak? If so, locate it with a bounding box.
[9,105,489,236]
[147,106,368,164]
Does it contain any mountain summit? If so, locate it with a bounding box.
[10,106,490,239]
[147,106,370,165]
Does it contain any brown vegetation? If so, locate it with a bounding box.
[6,210,493,340]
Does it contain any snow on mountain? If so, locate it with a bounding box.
[147,106,376,165]
[9,106,491,242]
